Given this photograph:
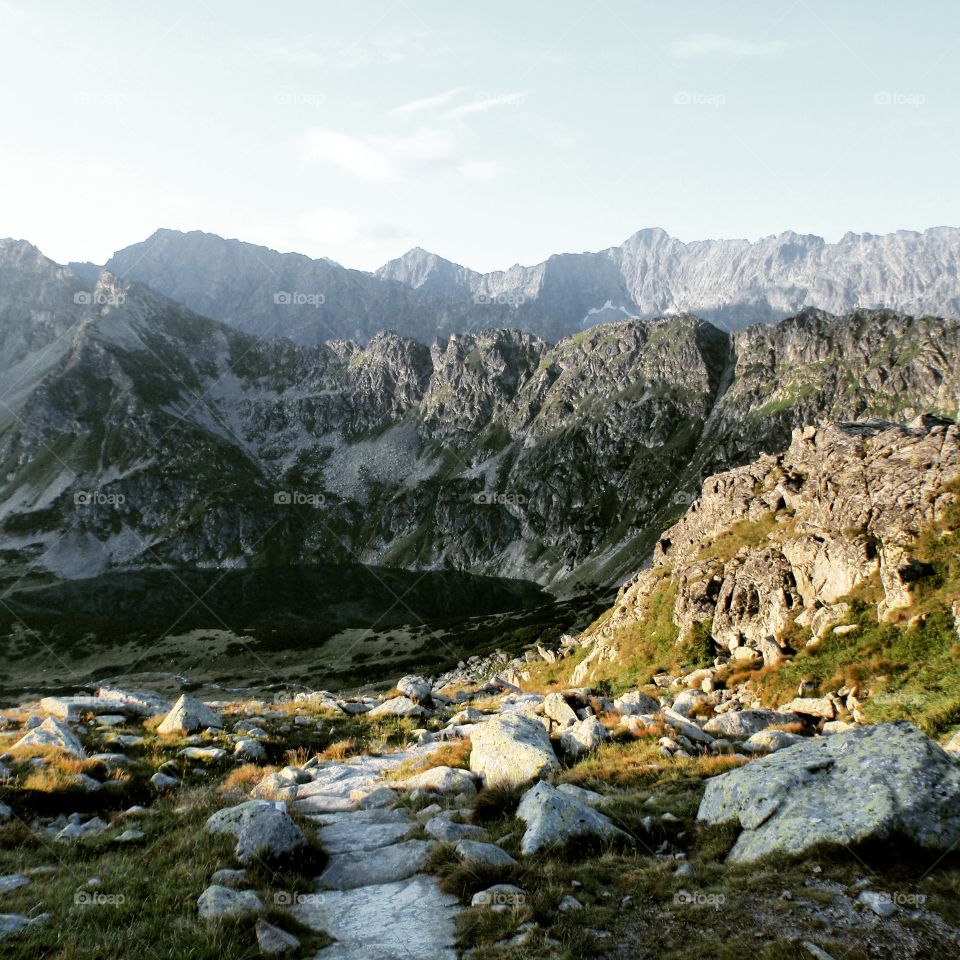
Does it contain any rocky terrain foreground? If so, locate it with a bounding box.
[1,416,959,958]
[1,670,959,960]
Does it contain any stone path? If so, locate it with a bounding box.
[290,746,460,960]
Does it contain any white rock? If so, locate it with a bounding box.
[469,714,560,788]
[11,717,85,758]
[157,695,220,735]
[516,781,630,855]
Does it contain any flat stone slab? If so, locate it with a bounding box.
[292,874,457,960]
[294,794,360,815]
[317,840,435,890]
[318,820,415,854]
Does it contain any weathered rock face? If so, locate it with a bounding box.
[583,417,960,679]
[468,714,560,788]
[205,800,307,865]
[697,722,960,864]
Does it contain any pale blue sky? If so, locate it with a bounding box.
[1,0,958,271]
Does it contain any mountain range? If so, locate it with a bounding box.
[66,225,960,346]
[3,236,959,594]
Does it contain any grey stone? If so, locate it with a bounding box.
[697,722,960,864]
[612,691,661,715]
[12,717,85,758]
[455,840,517,867]
[0,875,30,895]
[206,800,307,865]
[393,766,476,795]
[256,918,301,955]
[367,696,426,719]
[516,781,630,855]
[317,840,435,890]
[424,817,486,842]
[542,692,578,728]
[469,714,560,788]
[857,890,898,918]
[317,818,414,854]
[210,868,248,888]
[471,884,527,911]
[292,875,457,959]
[197,884,262,922]
[559,717,609,757]
[742,729,805,753]
[396,675,432,703]
[158,695,220,735]
[234,738,267,762]
[704,710,801,739]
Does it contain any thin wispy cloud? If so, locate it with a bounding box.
[258,31,432,70]
[668,33,788,59]
[390,88,467,116]
[300,129,394,181]
[444,91,528,120]
[457,161,503,181]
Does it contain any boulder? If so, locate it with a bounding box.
[256,918,300,955]
[542,692,578,728]
[425,817,486,842]
[670,689,710,717]
[469,714,560,788]
[697,722,960,864]
[394,766,477,795]
[661,707,714,745]
[234,738,267,763]
[96,686,172,716]
[559,717,609,757]
[12,717,85,757]
[455,840,517,867]
[612,691,661,715]
[516,780,630,855]
[317,839,435,890]
[251,772,299,802]
[157,695,220,735]
[781,697,836,720]
[197,884,262,922]
[206,800,307,865]
[704,710,800,739]
[367,696,426,719]
[742,729,805,753]
[396,675,432,703]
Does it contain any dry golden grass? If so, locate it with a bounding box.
[388,739,471,781]
[220,763,276,796]
[317,737,362,761]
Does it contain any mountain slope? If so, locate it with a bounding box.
[2,241,959,591]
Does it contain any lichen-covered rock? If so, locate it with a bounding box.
[468,714,559,788]
[197,884,262,922]
[697,722,960,864]
[516,781,629,855]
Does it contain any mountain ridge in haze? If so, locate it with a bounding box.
[62,224,960,347]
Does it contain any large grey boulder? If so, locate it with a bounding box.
[469,714,560,788]
[516,780,630,855]
[698,722,960,864]
[12,717,85,757]
[157,695,220,735]
[206,800,307,865]
[317,839,435,890]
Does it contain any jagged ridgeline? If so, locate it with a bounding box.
[1,238,959,596]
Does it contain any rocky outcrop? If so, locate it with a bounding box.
[697,722,960,864]
[583,417,960,680]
